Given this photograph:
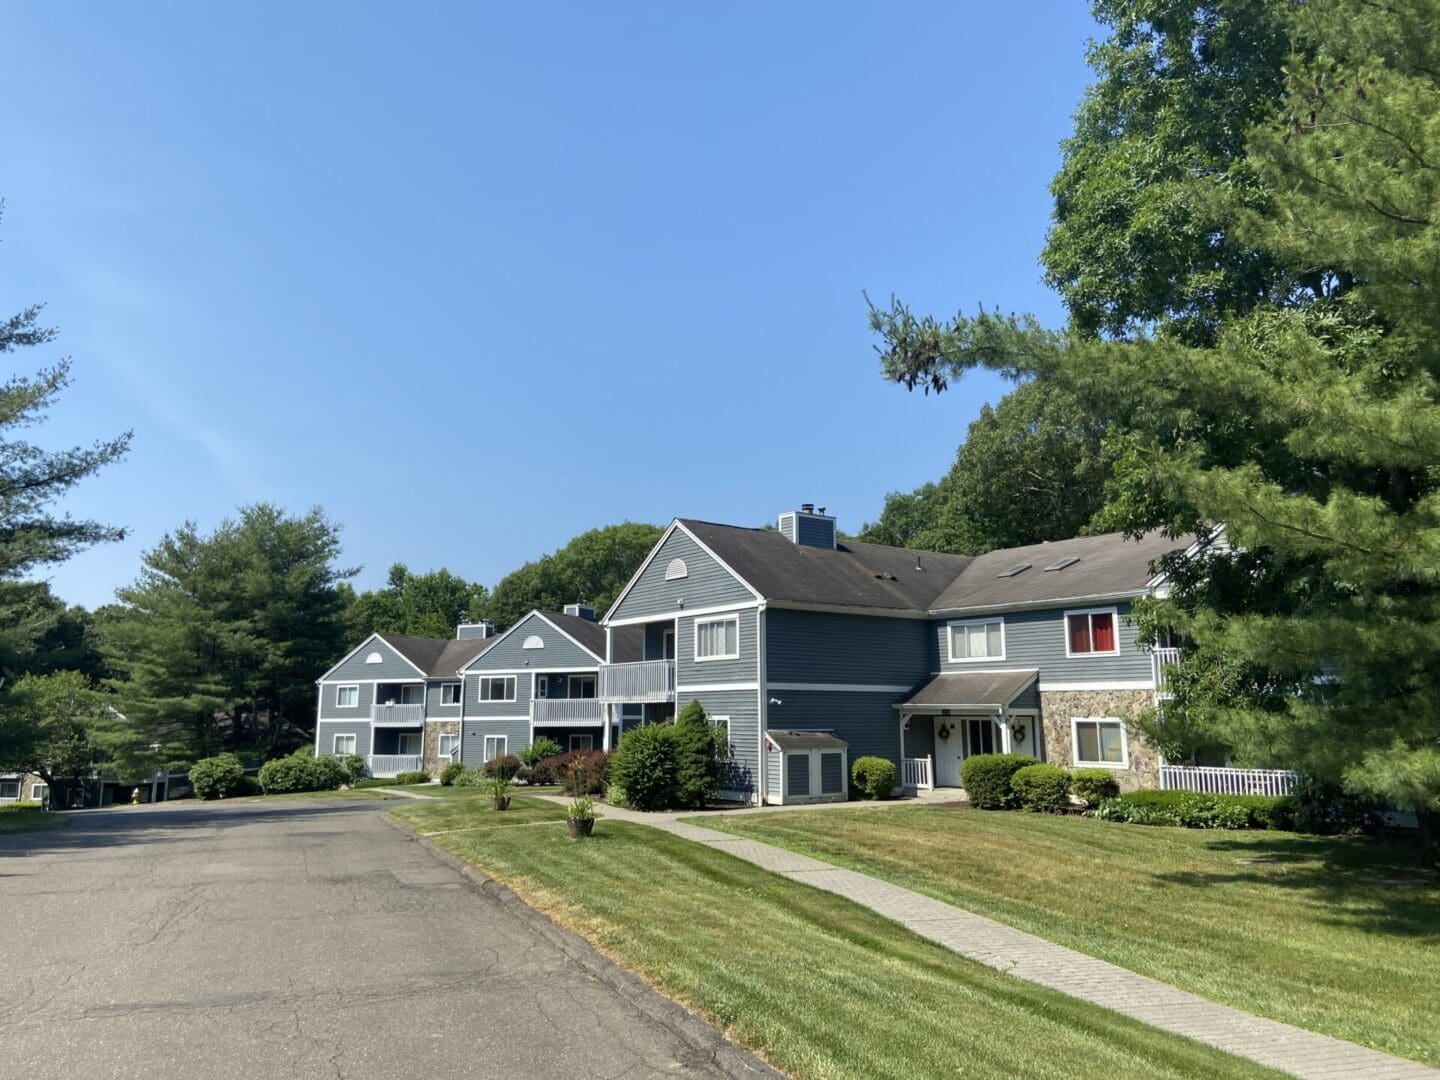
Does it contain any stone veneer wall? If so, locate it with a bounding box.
[423,720,460,776]
[1039,689,1159,791]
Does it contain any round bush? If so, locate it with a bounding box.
[959,753,1036,809]
[850,756,898,799]
[452,766,488,787]
[1011,763,1070,812]
[342,753,368,784]
[311,755,349,789]
[482,754,521,779]
[393,769,431,785]
[189,754,245,800]
[609,725,681,810]
[1069,768,1120,806]
[258,751,347,794]
[519,737,564,767]
[439,761,465,786]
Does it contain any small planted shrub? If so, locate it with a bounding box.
[542,750,609,794]
[1069,768,1120,806]
[487,772,512,809]
[850,756,898,800]
[482,754,521,780]
[609,725,681,810]
[1289,775,1382,835]
[567,794,596,837]
[439,761,465,786]
[1090,790,1251,829]
[189,754,246,800]
[393,769,431,786]
[674,700,725,808]
[960,753,1036,809]
[1011,763,1070,813]
[519,737,564,768]
[1230,794,1296,831]
[342,754,368,784]
[452,766,488,787]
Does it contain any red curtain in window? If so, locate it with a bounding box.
[1068,614,1091,653]
[1091,612,1115,652]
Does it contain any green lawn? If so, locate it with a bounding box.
[403,782,565,799]
[232,786,399,803]
[0,802,68,835]
[389,794,570,832]
[389,799,1279,1080]
[687,805,1440,1066]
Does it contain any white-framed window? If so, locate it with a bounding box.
[479,676,517,701]
[569,733,594,752]
[0,780,21,801]
[440,682,462,706]
[568,674,597,699]
[30,782,48,802]
[1072,717,1128,768]
[1066,607,1120,656]
[333,733,357,756]
[438,733,460,759]
[336,685,359,708]
[534,675,549,698]
[948,618,1005,662]
[711,715,732,759]
[483,735,508,761]
[397,732,421,756]
[694,614,740,661]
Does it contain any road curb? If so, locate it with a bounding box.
[382,813,783,1080]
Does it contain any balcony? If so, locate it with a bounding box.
[532,698,606,727]
[1151,647,1182,696]
[598,659,675,703]
[368,754,424,777]
[371,703,425,726]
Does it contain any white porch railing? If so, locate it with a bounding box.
[598,659,676,703]
[371,703,425,726]
[1160,765,1298,797]
[1151,647,1182,695]
[532,698,606,726]
[369,754,423,777]
[902,756,934,791]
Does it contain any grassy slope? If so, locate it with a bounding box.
[688,805,1440,1065]
[0,803,68,834]
[389,794,570,832]
[391,799,1279,1080]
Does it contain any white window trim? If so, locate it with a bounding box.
[397,732,422,756]
[568,674,597,699]
[1064,606,1121,658]
[947,617,1006,663]
[479,676,517,702]
[694,613,741,662]
[439,682,462,706]
[30,782,48,800]
[333,733,357,756]
[711,714,732,759]
[438,733,460,758]
[1071,716,1129,769]
[569,733,594,752]
[483,734,508,762]
[336,684,360,708]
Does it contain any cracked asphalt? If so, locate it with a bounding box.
[0,799,736,1079]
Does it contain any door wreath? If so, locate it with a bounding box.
[937,722,952,741]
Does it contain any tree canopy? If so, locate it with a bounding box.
[345,563,488,640]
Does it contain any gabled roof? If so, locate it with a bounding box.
[897,670,1039,712]
[429,635,501,677]
[543,610,608,660]
[317,630,502,682]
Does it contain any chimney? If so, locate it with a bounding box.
[778,503,837,550]
[564,602,597,622]
[457,621,495,640]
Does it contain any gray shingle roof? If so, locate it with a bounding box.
[765,729,849,750]
[898,670,1039,711]
[541,611,607,661]
[380,632,502,678]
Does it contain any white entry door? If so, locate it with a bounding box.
[933,717,965,786]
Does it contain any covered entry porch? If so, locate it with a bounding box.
[895,669,1041,792]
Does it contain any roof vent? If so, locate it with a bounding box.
[457,621,495,640]
[563,602,597,621]
[997,562,1032,578]
[1044,556,1080,572]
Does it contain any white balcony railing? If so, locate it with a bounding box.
[371,703,425,726]
[368,754,423,777]
[532,698,606,727]
[902,756,934,791]
[1160,766,1299,797]
[1151,647,1182,695]
[598,659,676,703]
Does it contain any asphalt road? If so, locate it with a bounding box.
[0,798,754,1079]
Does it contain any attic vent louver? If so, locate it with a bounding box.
[1044,556,1081,572]
[997,562,1032,578]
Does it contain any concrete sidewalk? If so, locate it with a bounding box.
[548,796,1436,1080]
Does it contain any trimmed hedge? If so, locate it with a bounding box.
[393,770,431,785]
[1092,790,1254,829]
[439,761,465,786]
[259,751,347,794]
[609,725,681,810]
[1011,763,1070,813]
[483,754,521,780]
[189,754,246,800]
[1069,768,1120,806]
[850,756,898,800]
[960,753,1036,809]
[452,767,488,787]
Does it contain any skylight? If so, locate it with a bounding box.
[1044,556,1081,572]
[996,562,1032,578]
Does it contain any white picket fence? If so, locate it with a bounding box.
[1160,765,1298,797]
[902,756,934,791]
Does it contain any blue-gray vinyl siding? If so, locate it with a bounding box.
[465,612,602,673]
[766,610,931,687]
[683,688,758,800]
[464,670,532,716]
[460,717,530,764]
[643,621,676,660]
[934,603,1153,685]
[767,689,906,767]
[324,637,428,683]
[317,680,375,721]
[426,679,462,718]
[609,528,755,622]
[902,716,936,761]
[317,720,371,758]
[676,608,758,687]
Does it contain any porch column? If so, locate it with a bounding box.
[602,703,613,752]
[997,708,1013,754]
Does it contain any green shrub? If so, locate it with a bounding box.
[258,751,347,794]
[393,769,431,785]
[452,766,488,787]
[439,761,465,786]
[189,754,245,800]
[1289,775,1383,835]
[540,750,610,794]
[519,737,564,767]
[1069,768,1120,806]
[610,725,682,810]
[960,753,1035,809]
[1229,794,1296,831]
[674,700,725,808]
[1011,763,1070,812]
[353,777,401,789]
[234,774,263,796]
[342,753,368,784]
[850,756,898,799]
[482,754,521,779]
[1091,790,1251,829]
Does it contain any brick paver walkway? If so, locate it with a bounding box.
[544,797,1436,1080]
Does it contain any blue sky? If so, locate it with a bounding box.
[2,2,1098,609]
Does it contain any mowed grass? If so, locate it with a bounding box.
[388,793,571,833]
[392,801,1280,1080]
[0,802,68,834]
[688,805,1440,1065]
[233,786,398,803]
[405,782,565,799]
